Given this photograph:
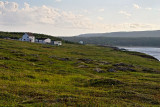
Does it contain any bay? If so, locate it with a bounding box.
[119,47,160,61]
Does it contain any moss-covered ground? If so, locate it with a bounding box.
[0,39,160,106]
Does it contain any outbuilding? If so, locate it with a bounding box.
[36,38,51,44]
[54,41,62,46]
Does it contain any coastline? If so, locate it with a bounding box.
[118,47,160,61]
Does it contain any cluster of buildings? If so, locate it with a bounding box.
[19,33,62,46]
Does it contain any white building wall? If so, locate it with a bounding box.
[44,38,51,43]
[22,33,29,41]
[29,36,35,43]
[21,33,35,42]
[79,41,84,44]
[54,41,62,46]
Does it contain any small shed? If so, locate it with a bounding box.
[54,41,62,46]
[44,38,51,44]
[36,38,51,44]
[79,41,84,44]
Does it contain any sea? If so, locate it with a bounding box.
[119,47,160,61]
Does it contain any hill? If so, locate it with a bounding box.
[62,30,160,47]
[0,37,160,106]
[62,37,160,47]
[78,30,160,37]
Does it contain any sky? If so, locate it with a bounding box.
[0,0,160,36]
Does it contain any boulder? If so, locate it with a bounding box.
[78,65,89,68]
[116,67,136,72]
[98,61,110,65]
[93,68,105,73]
[78,58,93,63]
[113,63,134,67]
[108,68,117,72]
[58,58,71,61]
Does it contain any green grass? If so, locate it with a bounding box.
[0,38,160,106]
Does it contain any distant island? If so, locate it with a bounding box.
[62,30,160,47]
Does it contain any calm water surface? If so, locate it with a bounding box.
[119,47,160,61]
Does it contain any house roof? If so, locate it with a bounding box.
[37,38,49,40]
[54,41,62,42]
[26,33,34,37]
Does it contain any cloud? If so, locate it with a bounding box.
[145,8,152,10]
[97,16,104,20]
[55,0,62,2]
[0,1,95,29]
[98,8,105,12]
[133,4,152,11]
[0,1,18,12]
[0,1,109,35]
[119,11,131,17]
[133,4,141,9]
[1,1,160,36]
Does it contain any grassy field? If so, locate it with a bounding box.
[0,38,160,106]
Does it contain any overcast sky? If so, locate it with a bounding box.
[0,0,160,36]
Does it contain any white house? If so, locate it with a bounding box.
[20,33,35,42]
[44,38,51,44]
[36,38,51,44]
[79,41,84,44]
[54,41,62,46]
[19,33,62,46]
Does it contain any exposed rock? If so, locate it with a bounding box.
[49,55,57,59]
[116,67,136,72]
[93,68,105,73]
[125,51,159,61]
[49,61,55,64]
[74,61,85,65]
[142,68,153,72]
[127,68,136,72]
[142,68,160,74]
[112,63,136,72]
[58,58,71,61]
[108,68,117,72]
[115,67,128,71]
[49,56,71,61]
[98,61,111,65]
[78,65,89,68]
[154,71,160,73]
[27,58,41,62]
[136,54,159,61]
[78,58,93,63]
[0,56,10,60]
[113,63,134,67]
[0,64,8,69]
[112,47,121,51]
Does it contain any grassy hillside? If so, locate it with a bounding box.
[0,38,160,106]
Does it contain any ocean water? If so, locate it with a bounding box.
[119,47,160,61]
